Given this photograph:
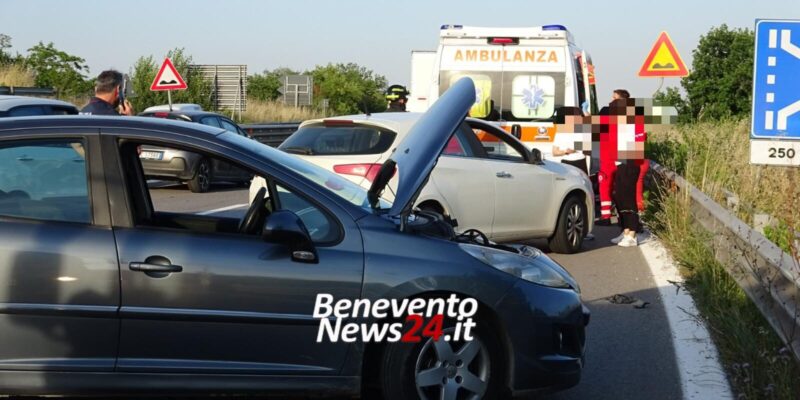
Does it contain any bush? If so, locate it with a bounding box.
[309,63,386,115]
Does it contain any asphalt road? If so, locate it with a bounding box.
[145,183,684,400]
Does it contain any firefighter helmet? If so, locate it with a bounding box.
[385,85,409,102]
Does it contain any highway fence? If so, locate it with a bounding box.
[649,160,800,362]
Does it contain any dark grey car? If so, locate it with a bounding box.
[139,109,252,192]
[0,79,588,398]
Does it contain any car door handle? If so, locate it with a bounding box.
[129,256,183,273]
[496,171,513,178]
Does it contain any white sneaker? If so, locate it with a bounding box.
[618,236,638,247]
[610,233,625,244]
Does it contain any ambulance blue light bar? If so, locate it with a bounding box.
[543,24,568,31]
[440,24,463,30]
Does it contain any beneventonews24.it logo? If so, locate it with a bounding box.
[313,294,478,343]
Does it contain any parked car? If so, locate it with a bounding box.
[0,78,588,398]
[139,107,252,192]
[0,95,78,117]
[253,112,594,253]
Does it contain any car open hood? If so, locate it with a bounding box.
[368,78,475,221]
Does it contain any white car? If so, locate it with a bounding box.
[251,113,594,253]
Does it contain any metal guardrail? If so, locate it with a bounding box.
[649,161,800,362]
[0,86,56,97]
[240,122,300,147]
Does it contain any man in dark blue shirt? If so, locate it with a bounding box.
[80,70,134,116]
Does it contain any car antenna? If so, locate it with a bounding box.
[362,95,371,117]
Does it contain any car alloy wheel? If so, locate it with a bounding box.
[566,202,584,249]
[197,162,210,191]
[414,327,490,400]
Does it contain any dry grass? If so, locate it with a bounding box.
[647,119,800,399]
[0,63,35,87]
[237,98,326,124]
[648,119,799,231]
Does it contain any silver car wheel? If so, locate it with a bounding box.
[566,202,584,249]
[414,327,490,400]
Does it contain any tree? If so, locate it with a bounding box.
[681,25,754,121]
[309,63,387,115]
[129,48,214,112]
[248,67,299,102]
[0,34,14,65]
[24,41,92,96]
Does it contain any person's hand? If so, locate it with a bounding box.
[120,100,134,116]
[566,148,576,154]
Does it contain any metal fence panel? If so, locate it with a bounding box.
[189,65,247,115]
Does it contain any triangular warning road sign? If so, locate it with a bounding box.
[638,32,689,77]
[150,58,188,91]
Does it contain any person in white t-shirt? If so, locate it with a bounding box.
[551,107,589,174]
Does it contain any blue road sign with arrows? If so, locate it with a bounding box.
[752,19,800,139]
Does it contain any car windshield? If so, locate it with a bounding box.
[221,132,382,211]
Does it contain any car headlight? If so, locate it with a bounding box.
[459,243,579,291]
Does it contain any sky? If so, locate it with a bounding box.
[2,0,798,100]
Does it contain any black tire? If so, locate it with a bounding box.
[380,315,505,400]
[548,195,587,254]
[187,159,211,193]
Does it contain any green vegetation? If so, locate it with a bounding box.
[24,42,93,97]
[247,67,299,102]
[310,63,387,114]
[2,33,389,117]
[647,119,799,399]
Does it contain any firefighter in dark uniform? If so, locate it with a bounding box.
[80,70,134,116]
[384,84,409,112]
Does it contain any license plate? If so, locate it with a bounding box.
[140,151,163,160]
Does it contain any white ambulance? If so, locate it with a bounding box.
[408,24,599,156]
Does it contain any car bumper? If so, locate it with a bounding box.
[141,157,195,181]
[494,280,589,396]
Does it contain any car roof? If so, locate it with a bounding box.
[0,95,79,112]
[301,112,423,135]
[0,115,226,137]
[139,109,231,120]
[143,103,203,113]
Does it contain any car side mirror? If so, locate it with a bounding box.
[530,148,543,165]
[262,210,318,263]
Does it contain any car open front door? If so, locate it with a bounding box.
[103,133,363,376]
[0,131,120,373]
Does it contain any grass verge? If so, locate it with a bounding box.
[646,117,800,398]
[647,189,799,399]
[237,98,326,123]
